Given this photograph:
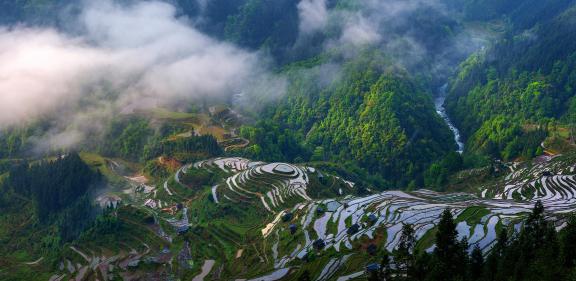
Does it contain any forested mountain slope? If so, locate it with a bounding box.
[0,0,475,188]
[1,0,576,280]
[250,52,455,188]
[446,2,576,160]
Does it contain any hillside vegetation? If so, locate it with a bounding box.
[446,3,576,160]
[249,52,455,188]
[1,0,576,280]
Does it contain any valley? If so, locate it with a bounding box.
[435,84,465,154]
[0,0,576,280]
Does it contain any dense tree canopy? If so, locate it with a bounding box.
[5,152,102,241]
[447,4,576,160]
[251,52,455,188]
[370,203,576,281]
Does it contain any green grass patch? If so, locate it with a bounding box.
[149,108,197,120]
[456,206,490,226]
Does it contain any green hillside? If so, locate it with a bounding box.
[1,0,576,280]
[252,52,455,188]
[446,4,576,160]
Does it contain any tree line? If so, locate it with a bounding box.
[363,201,576,281]
[143,135,222,161]
[5,152,102,241]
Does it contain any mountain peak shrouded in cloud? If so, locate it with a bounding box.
[292,0,485,73]
[0,0,283,150]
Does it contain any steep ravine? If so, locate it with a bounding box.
[435,84,465,153]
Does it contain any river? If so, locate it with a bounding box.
[435,84,465,154]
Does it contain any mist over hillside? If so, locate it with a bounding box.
[0,0,487,177]
[0,1,575,281]
[0,0,288,153]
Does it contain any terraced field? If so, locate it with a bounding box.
[156,156,576,280]
[53,157,354,280]
[213,160,303,210]
[50,155,576,281]
[482,154,576,213]
[270,190,533,270]
[197,156,574,280]
[192,158,353,214]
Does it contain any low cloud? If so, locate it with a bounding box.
[297,0,328,34]
[0,27,107,126]
[338,13,382,46]
[0,0,283,150]
[297,0,487,78]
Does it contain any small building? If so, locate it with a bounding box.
[176,225,189,234]
[144,199,158,209]
[313,239,326,250]
[127,259,140,268]
[366,263,381,272]
[97,195,122,209]
[317,171,327,184]
[289,224,298,235]
[367,214,378,224]
[282,212,293,222]
[347,223,360,235]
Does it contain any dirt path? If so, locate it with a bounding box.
[223,138,250,152]
[23,257,43,265]
[192,260,216,281]
[70,246,90,262]
[541,141,558,156]
[163,181,174,196]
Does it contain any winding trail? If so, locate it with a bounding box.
[192,260,216,281]
[24,257,44,265]
[163,181,174,196]
[70,246,90,262]
[223,137,250,152]
[435,84,465,153]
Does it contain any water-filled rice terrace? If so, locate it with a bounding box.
[481,155,576,214]
[183,157,576,280]
[121,156,576,280]
[192,158,353,213]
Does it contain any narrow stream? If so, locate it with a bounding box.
[435,84,465,154]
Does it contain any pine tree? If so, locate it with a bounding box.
[395,224,416,280]
[494,229,509,256]
[412,252,433,281]
[511,201,544,281]
[525,200,546,237]
[470,245,484,281]
[431,209,460,281]
[380,253,392,281]
[506,200,561,281]
[456,237,470,278]
[562,216,576,268]
[488,229,508,281]
[536,224,561,281]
